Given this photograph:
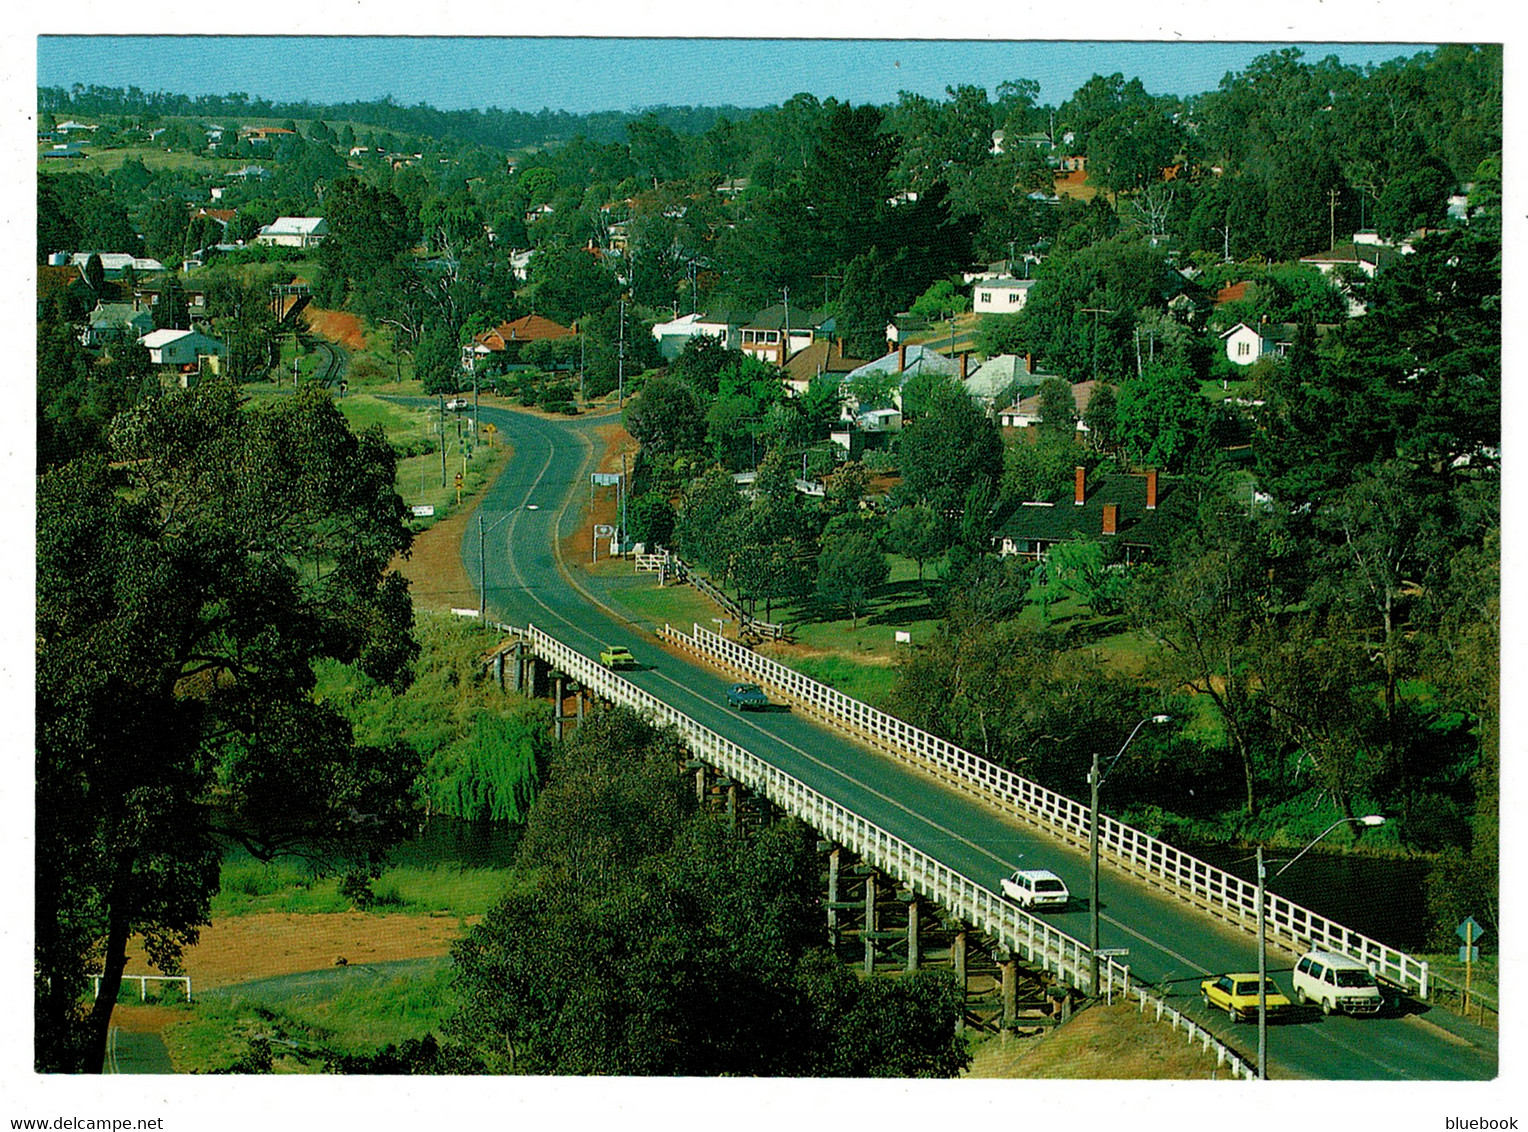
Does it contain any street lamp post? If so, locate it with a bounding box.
[477,510,518,623]
[1256,814,1386,1079]
[1089,714,1170,994]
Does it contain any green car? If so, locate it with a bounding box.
[726,683,771,710]
[599,645,637,669]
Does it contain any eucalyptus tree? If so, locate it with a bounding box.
[36,380,420,1072]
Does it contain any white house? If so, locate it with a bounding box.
[1218,321,1303,367]
[141,328,226,368]
[972,276,1037,315]
[69,252,166,278]
[651,312,711,360]
[255,217,329,248]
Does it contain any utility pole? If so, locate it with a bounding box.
[1328,186,1340,252]
[1081,307,1114,381]
[617,299,626,408]
[781,285,791,366]
[438,393,446,488]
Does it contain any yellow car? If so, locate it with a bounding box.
[1200,973,1294,1023]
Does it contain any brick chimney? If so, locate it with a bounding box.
[1102,503,1118,535]
[1146,468,1158,510]
[961,352,970,379]
[899,343,908,373]
[1074,466,1086,506]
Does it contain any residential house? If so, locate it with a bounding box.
[82,302,155,347]
[837,344,961,420]
[999,378,1108,431]
[781,338,867,397]
[963,257,1040,285]
[651,312,709,360]
[68,252,166,279]
[239,126,297,145]
[467,314,576,365]
[255,217,329,248]
[691,309,751,352]
[996,467,1173,564]
[963,353,1033,413]
[1298,240,1398,279]
[1218,321,1297,367]
[739,304,823,365]
[972,276,1038,315]
[141,327,226,369]
[41,143,87,160]
[133,283,210,316]
[525,204,556,225]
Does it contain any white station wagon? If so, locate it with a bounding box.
[1000,868,1070,910]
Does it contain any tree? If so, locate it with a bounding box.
[887,502,947,583]
[896,377,1003,515]
[816,531,889,629]
[1037,376,1078,439]
[1113,358,1208,472]
[144,195,191,264]
[624,374,706,460]
[837,247,897,360]
[81,252,105,294]
[415,320,462,395]
[1131,503,1280,814]
[36,381,420,1072]
[528,243,622,328]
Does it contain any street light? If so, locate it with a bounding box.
[1255,814,1385,1079]
[477,510,517,622]
[1089,714,1171,994]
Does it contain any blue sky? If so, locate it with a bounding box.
[36,37,1441,116]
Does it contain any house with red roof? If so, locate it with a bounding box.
[467,314,576,363]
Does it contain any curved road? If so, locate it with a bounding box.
[455,403,1496,1082]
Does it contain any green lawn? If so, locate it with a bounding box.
[163,961,457,1071]
[213,856,514,921]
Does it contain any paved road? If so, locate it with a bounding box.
[458,403,1496,1082]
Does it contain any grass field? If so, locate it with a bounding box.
[213,856,513,921]
[163,960,457,1071]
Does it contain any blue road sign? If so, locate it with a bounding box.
[1457,916,1485,942]
[1459,946,1480,963]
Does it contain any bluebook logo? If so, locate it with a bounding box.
[1445,1121,1518,1130]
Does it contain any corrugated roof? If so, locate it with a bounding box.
[998,472,1179,551]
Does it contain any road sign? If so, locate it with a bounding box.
[594,524,615,537]
[410,504,435,517]
[1460,946,1480,963]
[591,472,622,487]
[454,472,464,487]
[1096,948,1130,958]
[1457,917,1485,942]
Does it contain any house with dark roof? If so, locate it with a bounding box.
[740,304,825,365]
[995,467,1178,564]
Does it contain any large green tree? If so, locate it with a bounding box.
[36,380,420,1072]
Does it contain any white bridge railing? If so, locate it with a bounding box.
[521,622,1255,1080]
[661,621,1430,1000]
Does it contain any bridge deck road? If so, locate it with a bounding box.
[453,404,1495,1082]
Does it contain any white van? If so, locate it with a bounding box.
[1292,949,1384,1015]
